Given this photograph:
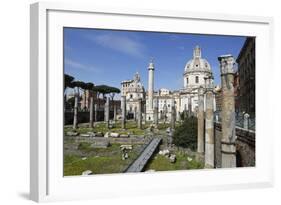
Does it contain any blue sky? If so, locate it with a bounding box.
[64,28,246,93]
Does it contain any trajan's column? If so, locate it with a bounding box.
[146,59,155,121]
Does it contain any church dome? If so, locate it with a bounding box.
[184,46,212,74]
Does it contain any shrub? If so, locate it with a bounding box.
[173,116,198,150]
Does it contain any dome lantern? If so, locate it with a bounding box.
[184,46,212,74]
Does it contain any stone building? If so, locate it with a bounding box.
[233,71,240,112]
[179,45,215,114]
[121,72,145,118]
[236,37,255,115]
[120,46,216,122]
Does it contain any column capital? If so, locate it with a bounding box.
[218,55,235,75]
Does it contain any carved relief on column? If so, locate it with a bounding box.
[154,97,159,125]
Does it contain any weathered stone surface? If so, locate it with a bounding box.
[104,132,109,138]
[153,97,159,125]
[197,86,204,153]
[218,55,236,168]
[137,99,143,129]
[113,104,117,121]
[110,132,120,138]
[66,131,79,136]
[214,122,255,168]
[159,149,170,156]
[169,154,176,163]
[243,113,250,129]
[204,81,215,168]
[82,170,92,175]
[87,132,96,137]
[166,127,171,133]
[121,96,126,129]
[95,132,103,137]
[80,133,90,137]
[120,144,133,150]
[94,104,98,122]
[146,59,155,122]
[145,169,156,172]
[90,139,110,148]
[120,134,130,138]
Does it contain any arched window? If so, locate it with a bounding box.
[186,77,189,85]
[195,76,199,83]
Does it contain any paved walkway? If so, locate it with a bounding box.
[125,137,162,173]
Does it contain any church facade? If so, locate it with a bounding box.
[121,46,215,121]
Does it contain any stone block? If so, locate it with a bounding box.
[169,154,176,163]
[120,134,130,138]
[90,139,110,148]
[66,131,79,136]
[110,132,120,138]
[82,170,92,175]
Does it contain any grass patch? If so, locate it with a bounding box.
[64,143,142,176]
[77,142,92,152]
[144,151,203,171]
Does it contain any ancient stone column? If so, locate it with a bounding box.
[188,96,192,117]
[197,86,205,154]
[147,59,155,121]
[153,97,159,125]
[89,95,94,128]
[176,98,181,121]
[113,104,117,122]
[94,104,98,122]
[73,91,78,129]
[104,97,110,128]
[134,106,137,122]
[143,103,146,125]
[137,99,143,129]
[121,96,126,129]
[215,113,219,122]
[218,55,236,168]
[204,77,215,168]
[171,98,176,129]
[243,113,250,130]
[183,104,188,120]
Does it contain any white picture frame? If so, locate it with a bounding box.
[30,2,274,202]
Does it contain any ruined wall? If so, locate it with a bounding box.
[214,122,255,168]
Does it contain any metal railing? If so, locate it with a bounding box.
[214,111,255,131]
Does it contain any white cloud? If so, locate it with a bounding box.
[65,59,100,73]
[86,33,146,58]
